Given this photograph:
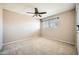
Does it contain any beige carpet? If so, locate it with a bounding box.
[0,37,77,55]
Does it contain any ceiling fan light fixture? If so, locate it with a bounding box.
[26,8,47,18]
[33,16,42,20]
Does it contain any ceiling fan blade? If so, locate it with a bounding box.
[39,12,47,14]
[26,12,34,14]
[39,14,42,17]
[35,8,38,12]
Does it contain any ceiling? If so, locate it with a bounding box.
[2,3,75,18]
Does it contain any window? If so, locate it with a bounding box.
[41,17,59,29]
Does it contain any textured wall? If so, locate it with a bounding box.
[3,9,40,44]
[0,5,3,50]
[41,10,76,44]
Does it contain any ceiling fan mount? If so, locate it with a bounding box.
[26,8,47,17]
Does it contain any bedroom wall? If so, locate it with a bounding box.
[0,5,3,50]
[76,4,79,54]
[3,9,40,44]
[41,9,76,44]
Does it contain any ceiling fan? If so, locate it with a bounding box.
[26,8,47,17]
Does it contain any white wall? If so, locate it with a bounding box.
[41,10,76,45]
[76,4,79,54]
[0,5,3,50]
[3,9,40,44]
